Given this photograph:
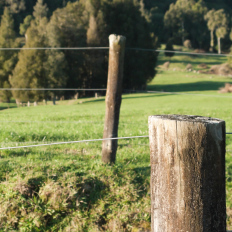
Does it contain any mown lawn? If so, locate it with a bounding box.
[0,51,232,231]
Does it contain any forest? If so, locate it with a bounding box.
[0,0,232,103]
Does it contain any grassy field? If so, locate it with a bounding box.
[0,51,232,231]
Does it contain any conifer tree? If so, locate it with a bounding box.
[11,0,67,102]
[0,7,18,102]
[10,0,48,102]
[102,0,158,89]
[19,15,33,42]
[33,0,48,21]
[6,0,25,14]
[84,0,107,89]
[10,18,48,102]
[47,1,88,93]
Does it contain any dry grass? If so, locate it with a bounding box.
[162,61,170,70]
[219,83,232,93]
[210,63,232,76]
[197,63,208,69]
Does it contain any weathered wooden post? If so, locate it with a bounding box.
[149,115,226,232]
[102,34,126,164]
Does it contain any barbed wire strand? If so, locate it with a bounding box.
[0,135,149,150]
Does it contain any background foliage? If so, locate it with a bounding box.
[0,0,232,102]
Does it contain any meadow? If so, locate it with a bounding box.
[0,51,232,231]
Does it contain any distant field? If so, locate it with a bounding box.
[0,51,232,230]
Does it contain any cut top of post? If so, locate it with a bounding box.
[149,114,223,124]
[109,34,126,51]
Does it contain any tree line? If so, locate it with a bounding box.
[143,0,232,52]
[163,0,230,53]
[0,0,232,103]
[0,0,157,103]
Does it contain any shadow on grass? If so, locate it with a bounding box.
[84,98,105,103]
[164,58,225,66]
[132,166,150,197]
[122,93,168,100]
[0,161,13,181]
[158,53,226,66]
[85,94,168,103]
[133,166,150,176]
[148,81,231,92]
[80,82,230,103]
[1,149,32,158]
[0,105,17,111]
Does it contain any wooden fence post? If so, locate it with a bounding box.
[102,34,126,164]
[148,115,226,232]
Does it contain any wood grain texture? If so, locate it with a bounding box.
[149,115,226,232]
[102,35,126,164]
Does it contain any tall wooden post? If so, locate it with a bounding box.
[102,34,126,164]
[149,115,226,232]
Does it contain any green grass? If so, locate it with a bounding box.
[158,44,228,70]
[0,52,232,231]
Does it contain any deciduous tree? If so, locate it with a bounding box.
[205,9,228,53]
[215,9,228,54]
[164,0,195,45]
[204,9,216,51]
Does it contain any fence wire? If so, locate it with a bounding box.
[1,89,232,99]
[0,135,149,150]
[0,46,231,150]
[0,120,148,126]
[0,88,106,91]
[0,47,109,51]
[1,132,232,150]
[0,46,231,57]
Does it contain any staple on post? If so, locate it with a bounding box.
[149,114,226,232]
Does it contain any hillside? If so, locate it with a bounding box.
[1,51,232,229]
